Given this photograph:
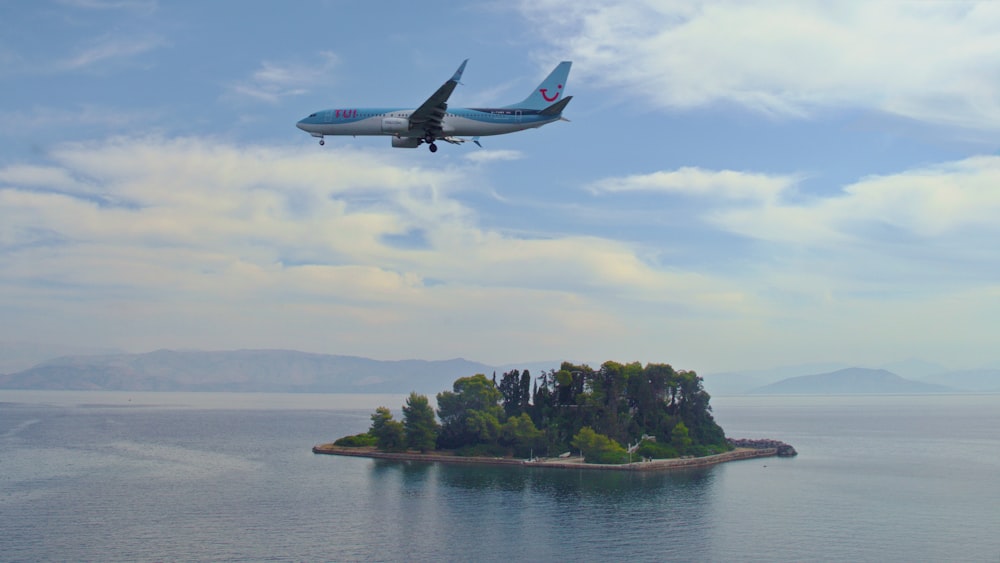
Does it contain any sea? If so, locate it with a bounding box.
[2,391,998,562]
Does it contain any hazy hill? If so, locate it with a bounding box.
[878,359,949,380]
[922,369,1000,393]
[703,359,958,396]
[0,341,123,375]
[749,367,954,395]
[0,349,496,394]
[703,362,850,396]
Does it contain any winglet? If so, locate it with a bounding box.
[451,59,469,83]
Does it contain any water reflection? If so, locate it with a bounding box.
[367,458,716,506]
[371,458,434,477]
[362,458,717,560]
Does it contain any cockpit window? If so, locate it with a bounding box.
[309,113,317,118]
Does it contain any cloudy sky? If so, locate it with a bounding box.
[2,1,999,373]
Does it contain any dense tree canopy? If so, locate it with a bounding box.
[351,361,729,463]
[436,373,504,449]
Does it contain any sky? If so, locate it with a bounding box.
[2,0,1000,374]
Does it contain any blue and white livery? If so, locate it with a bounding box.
[296,60,572,153]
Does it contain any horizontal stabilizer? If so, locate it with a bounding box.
[539,95,572,116]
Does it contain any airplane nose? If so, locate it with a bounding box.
[296,120,308,131]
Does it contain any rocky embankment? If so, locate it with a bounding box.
[727,438,798,457]
[312,444,780,471]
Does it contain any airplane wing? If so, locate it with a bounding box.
[409,59,468,138]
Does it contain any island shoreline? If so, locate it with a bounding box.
[312,444,778,471]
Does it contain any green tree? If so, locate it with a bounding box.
[402,392,438,452]
[467,409,501,443]
[671,421,693,454]
[436,374,504,448]
[498,369,523,418]
[670,369,726,447]
[500,412,543,458]
[334,359,731,461]
[369,406,405,452]
[587,361,638,443]
[630,363,673,438]
[571,426,628,464]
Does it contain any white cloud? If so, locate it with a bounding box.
[5,139,1000,370]
[587,166,797,202]
[685,154,1000,369]
[0,136,754,365]
[575,154,1000,369]
[464,149,524,163]
[57,35,164,71]
[227,52,339,104]
[712,155,1000,244]
[0,164,90,193]
[519,0,1000,128]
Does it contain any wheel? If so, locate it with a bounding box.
[319,139,325,146]
[429,143,438,153]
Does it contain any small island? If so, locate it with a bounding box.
[314,361,795,470]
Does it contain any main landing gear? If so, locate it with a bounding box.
[428,143,437,153]
[424,134,437,153]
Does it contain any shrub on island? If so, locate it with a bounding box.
[334,433,377,447]
[635,440,679,460]
[572,426,630,464]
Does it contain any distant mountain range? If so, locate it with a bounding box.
[747,368,953,395]
[1,345,997,395]
[703,365,1000,395]
[0,341,123,374]
[0,349,507,395]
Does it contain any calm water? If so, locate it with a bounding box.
[2,391,998,562]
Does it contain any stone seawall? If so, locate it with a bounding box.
[312,444,777,472]
[728,438,798,457]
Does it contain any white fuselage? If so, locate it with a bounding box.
[296,60,572,151]
[296,107,559,139]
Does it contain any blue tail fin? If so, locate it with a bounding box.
[504,61,572,110]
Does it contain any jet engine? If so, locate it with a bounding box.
[381,117,410,134]
[391,136,421,149]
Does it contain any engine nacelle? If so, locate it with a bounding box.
[391,136,421,149]
[381,117,410,134]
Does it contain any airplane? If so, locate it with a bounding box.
[296,60,572,153]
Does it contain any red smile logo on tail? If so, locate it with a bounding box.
[540,84,563,102]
